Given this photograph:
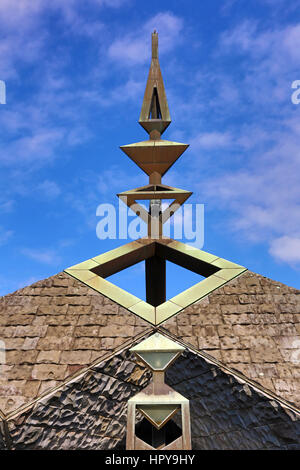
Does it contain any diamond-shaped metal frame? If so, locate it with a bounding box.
[64,238,247,326]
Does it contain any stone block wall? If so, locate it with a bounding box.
[0,272,150,415]
[163,271,300,406]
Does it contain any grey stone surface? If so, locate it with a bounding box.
[2,339,300,449]
[162,270,300,406]
[6,345,153,450]
[93,340,152,388]
[166,350,300,450]
[7,370,141,449]
[0,271,151,415]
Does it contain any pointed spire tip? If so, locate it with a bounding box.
[152,30,158,59]
[139,29,171,134]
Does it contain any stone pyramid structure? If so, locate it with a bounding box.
[0,32,299,450]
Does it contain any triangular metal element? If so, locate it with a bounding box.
[139,120,171,135]
[118,183,192,225]
[136,351,178,370]
[137,404,179,430]
[139,31,171,135]
[134,435,184,451]
[117,183,192,201]
[120,140,189,177]
[130,332,185,353]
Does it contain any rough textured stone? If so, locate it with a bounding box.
[162,271,300,407]
[0,272,151,415]
[165,350,300,450]
[0,268,299,449]
[6,353,150,449]
[2,343,300,450]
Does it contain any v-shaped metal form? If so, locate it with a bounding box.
[117,183,192,225]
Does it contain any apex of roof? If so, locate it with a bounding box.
[0,268,299,417]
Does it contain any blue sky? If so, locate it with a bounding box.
[0,0,300,299]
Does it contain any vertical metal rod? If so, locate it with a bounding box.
[145,256,166,307]
[181,402,192,450]
[148,199,162,238]
[126,403,136,450]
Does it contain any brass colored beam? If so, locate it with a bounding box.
[65,238,247,326]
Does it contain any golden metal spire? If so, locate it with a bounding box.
[152,29,158,58]
[119,31,190,244]
[65,30,246,328]
[139,31,171,135]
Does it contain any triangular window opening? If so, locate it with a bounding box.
[149,87,162,119]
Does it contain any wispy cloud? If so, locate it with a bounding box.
[191,131,233,150]
[177,20,300,268]
[21,248,62,266]
[0,129,66,166]
[0,227,13,246]
[0,199,14,214]
[0,1,299,295]
[0,0,128,77]
[37,180,61,199]
[269,236,300,266]
[108,12,184,65]
[64,166,143,231]
[0,0,128,30]
[197,118,300,265]
[220,20,300,107]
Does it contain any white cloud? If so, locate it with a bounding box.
[85,79,145,107]
[21,248,61,266]
[0,32,46,79]
[0,199,14,213]
[0,129,65,167]
[269,236,300,266]
[0,0,128,30]
[0,227,13,246]
[0,77,91,169]
[191,131,232,150]
[108,12,184,65]
[197,115,300,254]
[0,0,128,77]
[0,0,44,29]
[221,20,300,74]
[215,21,300,117]
[180,21,300,269]
[95,166,142,195]
[37,180,61,199]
